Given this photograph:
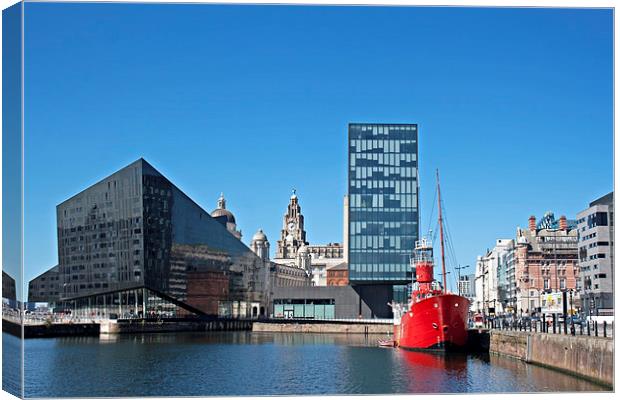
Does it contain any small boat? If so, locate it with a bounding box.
[378,338,396,347]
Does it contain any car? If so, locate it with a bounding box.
[570,316,585,326]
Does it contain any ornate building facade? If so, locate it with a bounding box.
[275,191,308,260]
[250,228,312,288]
[211,193,242,240]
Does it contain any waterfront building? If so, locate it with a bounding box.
[457,273,475,302]
[306,243,343,259]
[473,239,513,315]
[272,285,372,319]
[474,253,489,315]
[488,239,513,314]
[2,271,17,308]
[211,193,242,240]
[327,262,349,286]
[249,229,312,288]
[28,265,60,303]
[577,192,614,316]
[250,229,269,262]
[348,123,419,317]
[33,158,270,319]
[274,191,308,260]
[504,243,518,312]
[272,193,345,286]
[514,215,579,315]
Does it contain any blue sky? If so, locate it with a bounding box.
[23,4,613,294]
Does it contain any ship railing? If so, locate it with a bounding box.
[410,255,433,265]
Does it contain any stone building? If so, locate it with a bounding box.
[577,192,614,316]
[249,228,312,288]
[211,193,242,240]
[474,239,513,315]
[272,193,345,286]
[275,190,308,260]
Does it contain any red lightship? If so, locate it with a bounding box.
[392,170,470,351]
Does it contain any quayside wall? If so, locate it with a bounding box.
[3,319,100,338]
[253,321,393,334]
[100,319,252,334]
[489,330,613,387]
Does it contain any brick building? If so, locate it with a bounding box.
[327,262,349,286]
[514,215,579,315]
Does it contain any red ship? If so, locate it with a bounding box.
[391,170,470,351]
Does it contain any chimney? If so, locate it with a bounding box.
[559,215,567,230]
[528,215,536,231]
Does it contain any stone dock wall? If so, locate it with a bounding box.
[3,319,100,338]
[100,319,253,334]
[490,330,613,387]
[252,322,393,334]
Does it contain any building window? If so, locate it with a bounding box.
[544,279,550,290]
[560,279,566,290]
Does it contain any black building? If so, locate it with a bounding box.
[2,271,16,302]
[348,123,419,317]
[28,265,60,303]
[37,158,269,318]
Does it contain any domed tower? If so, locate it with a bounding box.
[251,229,270,261]
[211,193,242,240]
[297,245,312,271]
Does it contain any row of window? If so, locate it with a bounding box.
[351,166,417,180]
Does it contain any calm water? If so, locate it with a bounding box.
[9,331,608,397]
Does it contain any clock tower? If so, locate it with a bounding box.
[275,190,308,259]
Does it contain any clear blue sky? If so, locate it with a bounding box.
[23,4,613,294]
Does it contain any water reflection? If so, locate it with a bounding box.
[22,331,608,397]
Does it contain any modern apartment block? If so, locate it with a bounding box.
[577,192,614,315]
[348,123,419,317]
[31,159,271,319]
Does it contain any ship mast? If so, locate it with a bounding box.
[436,169,447,294]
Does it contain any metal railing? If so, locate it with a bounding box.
[485,316,613,338]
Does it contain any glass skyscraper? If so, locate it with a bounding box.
[348,123,419,312]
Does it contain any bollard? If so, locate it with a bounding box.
[603,321,607,338]
[587,321,591,336]
[595,321,598,337]
[580,322,583,336]
[571,322,575,336]
[553,314,556,334]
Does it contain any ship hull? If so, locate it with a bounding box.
[396,294,470,351]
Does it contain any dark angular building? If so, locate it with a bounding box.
[28,265,60,303]
[38,158,270,318]
[348,123,419,317]
[2,271,16,303]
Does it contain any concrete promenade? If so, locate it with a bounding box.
[253,320,393,334]
[489,329,613,387]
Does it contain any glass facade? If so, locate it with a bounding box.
[50,159,270,318]
[273,299,336,319]
[348,123,419,285]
